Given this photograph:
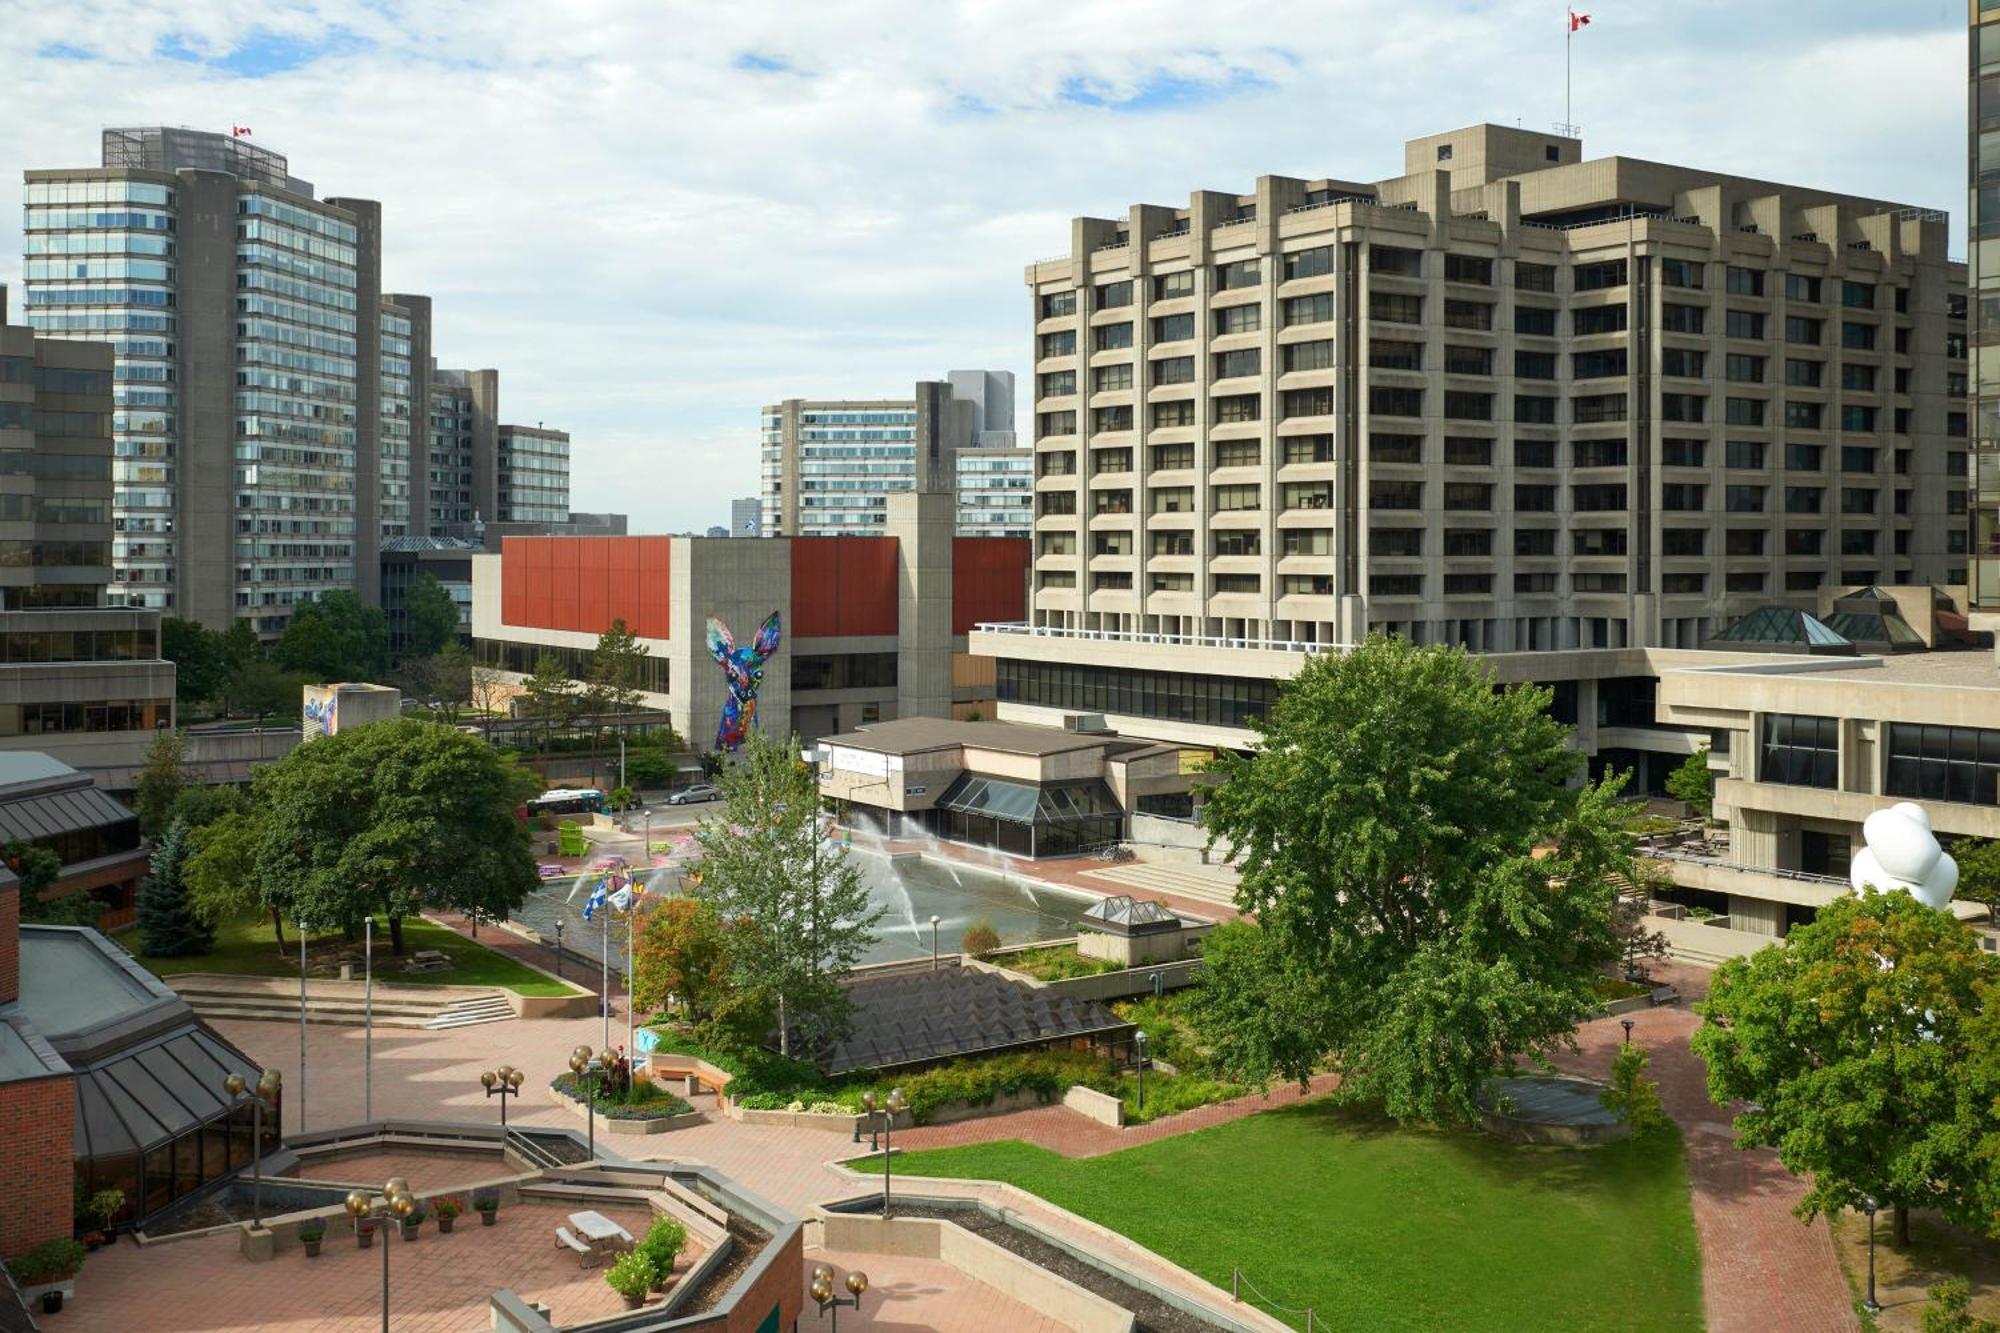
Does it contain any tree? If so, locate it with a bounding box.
[10,840,94,926]
[274,591,389,682]
[184,810,270,942]
[168,781,245,834]
[1600,1040,1668,1136]
[230,658,311,722]
[1954,837,2000,908]
[584,619,648,714]
[137,818,213,957]
[467,661,513,735]
[522,652,578,719]
[1691,890,2000,1247]
[959,920,1000,958]
[1923,1279,2000,1333]
[630,897,734,1023]
[1192,634,1635,1127]
[1614,871,1672,979]
[161,618,227,713]
[690,728,882,1055]
[401,573,462,661]
[1665,748,1714,817]
[253,716,541,953]
[134,729,195,836]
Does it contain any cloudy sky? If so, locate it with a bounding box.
[0,0,1967,533]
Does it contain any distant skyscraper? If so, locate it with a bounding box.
[946,368,1017,447]
[1974,3,2000,606]
[497,424,569,526]
[730,496,762,537]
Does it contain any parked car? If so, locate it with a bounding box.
[667,783,720,806]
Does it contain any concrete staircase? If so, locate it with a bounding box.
[1080,862,1242,911]
[168,974,516,1029]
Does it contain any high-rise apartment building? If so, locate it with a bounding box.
[22,128,384,632]
[954,447,1033,537]
[730,496,762,537]
[497,424,570,525]
[1972,3,2000,606]
[1016,124,1965,655]
[427,367,498,533]
[761,370,1018,537]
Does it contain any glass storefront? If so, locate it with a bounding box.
[926,773,1124,858]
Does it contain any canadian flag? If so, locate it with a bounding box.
[1569,11,1591,31]
[231,125,252,137]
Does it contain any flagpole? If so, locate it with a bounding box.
[1565,9,1572,132]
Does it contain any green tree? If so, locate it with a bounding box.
[630,896,734,1023]
[134,729,195,836]
[253,716,540,953]
[184,809,271,942]
[275,591,389,682]
[1691,890,2000,1247]
[168,782,245,833]
[691,728,882,1055]
[10,840,94,926]
[584,619,648,713]
[400,573,462,660]
[137,818,212,957]
[1665,748,1714,817]
[161,618,227,713]
[1192,635,1634,1127]
[1923,1279,2000,1333]
[1600,1041,1669,1136]
[1954,838,2000,908]
[230,658,311,722]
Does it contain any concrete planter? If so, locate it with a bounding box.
[546,1083,705,1134]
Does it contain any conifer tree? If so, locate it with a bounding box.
[137,817,213,957]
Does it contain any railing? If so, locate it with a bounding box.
[1232,1265,1318,1330]
[971,621,1353,655]
[1640,843,1848,887]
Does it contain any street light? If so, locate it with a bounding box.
[221,1068,283,1230]
[929,915,941,972]
[345,1180,418,1333]
[569,1045,604,1159]
[809,1264,869,1331]
[364,917,374,1122]
[1135,1031,1149,1114]
[1863,1196,1881,1313]
[1620,1018,1635,1046]
[858,1088,906,1218]
[553,920,565,981]
[298,919,309,1134]
[479,1066,526,1132]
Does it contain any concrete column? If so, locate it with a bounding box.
[887,491,955,722]
[328,197,383,606]
[174,170,242,631]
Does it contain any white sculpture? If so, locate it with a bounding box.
[1848,801,1958,911]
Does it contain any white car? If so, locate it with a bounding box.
[667,783,720,806]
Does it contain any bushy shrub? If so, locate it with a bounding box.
[636,1217,687,1277]
[960,919,1001,958]
[1600,1041,1669,1136]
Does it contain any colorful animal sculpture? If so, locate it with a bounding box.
[706,612,781,752]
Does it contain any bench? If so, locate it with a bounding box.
[1650,985,1681,1007]
[555,1226,600,1268]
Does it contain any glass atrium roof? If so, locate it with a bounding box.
[1709,606,1855,653]
[934,774,1122,827]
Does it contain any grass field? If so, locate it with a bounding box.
[894,1099,1704,1333]
[122,913,576,997]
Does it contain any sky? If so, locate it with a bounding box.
[0,0,1969,534]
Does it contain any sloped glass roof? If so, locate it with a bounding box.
[1822,610,1925,650]
[934,774,1122,827]
[1711,606,1852,648]
[1081,895,1180,929]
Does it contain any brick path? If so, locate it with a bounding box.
[803,1246,1069,1332]
[892,1074,1340,1156]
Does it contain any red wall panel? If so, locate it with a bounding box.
[790,536,899,639]
[952,537,1030,634]
[500,536,672,639]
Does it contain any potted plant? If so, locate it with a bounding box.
[355,1216,376,1248]
[299,1220,327,1258]
[637,1217,688,1292]
[83,1188,124,1248]
[400,1206,427,1242]
[605,1251,657,1310]
[432,1196,463,1235]
[473,1190,500,1226]
[13,1237,85,1314]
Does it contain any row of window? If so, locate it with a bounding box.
[1761,715,2000,811]
[997,658,1277,729]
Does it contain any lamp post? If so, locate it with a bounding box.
[929,915,941,972]
[553,919,564,980]
[479,1066,526,1132]
[809,1264,869,1331]
[1863,1197,1881,1313]
[1135,1031,1148,1114]
[344,1179,417,1333]
[1620,1018,1635,1046]
[569,1046,603,1159]
[859,1088,906,1218]
[221,1068,283,1230]
[364,917,374,1122]
[298,919,309,1133]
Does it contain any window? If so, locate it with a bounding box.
[1886,724,2000,806]
[1573,305,1627,336]
[1039,450,1078,477]
[1760,714,1838,789]
[1096,280,1132,308]
[1150,400,1196,429]
[1443,391,1492,421]
[1574,259,1628,291]
[1214,304,1261,335]
[1726,440,1767,469]
[1284,246,1333,280]
[1840,487,1877,515]
[1150,487,1194,514]
[1153,271,1194,300]
[1515,395,1557,424]
[1662,304,1706,335]
[1516,571,1557,593]
[1152,355,1195,385]
[1573,484,1628,511]
[1092,446,1133,474]
[1515,484,1557,512]
[1784,485,1823,514]
[1041,291,1077,318]
[1663,348,1708,378]
[1445,345,1494,376]
[1786,316,1822,345]
[1093,322,1133,351]
[1841,321,1877,351]
[1841,280,1875,310]
[1371,434,1422,464]
[1515,305,1558,336]
[1841,405,1878,434]
[1442,573,1493,596]
[1573,439,1628,468]
[1443,437,1492,466]
[1037,410,1077,437]
[1442,482,1491,511]
[1372,527,1422,556]
[1039,570,1076,589]
[996,660,1279,731]
[1661,484,1706,511]
[1369,480,1423,510]
[1039,331,1076,357]
[1442,528,1493,556]
[1371,245,1422,277]
[1727,266,1766,296]
[1443,300,1494,331]
[1573,528,1628,556]
[1213,394,1261,424]
[1092,531,1133,555]
[1516,262,1557,292]
[1725,397,1766,426]
[1572,572,1627,593]
[1725,485,1765,512]
[1092,489,1133,515]
[1152,314,1195,343]
[1841,363,1877,392]
[1369,386,1423,417]
[1662,258,1704,289]
[1091,405,1133,433]
[1150,572,1194,593]
[1212,529,1261,556]
[1211,483,1260,511]
[1662,528,1706,556]
[1726,310,1766,340]
[1283,387,1336,418]
[1149,441,1194,469]
[1785,443,1824,470]
[1215,259,1261,290]
[1725,570,1766,592]
[1370,573,1423,597]
[1038,370,1075,398]
[1093,363,1134,392]
[1725,353,1764,383]
[1283,481,1334,510]
[1840,446,1877,473]
[1515,350,1556,380]
[1573,394,1627,424]
[1515,528,1557,556]
[1661,572,1707,596]
[1662,438,1706,467]
[1784,273,1821,303]
[1725,529,1766,555]
[1283,436,1335,464]
[1785,402,1824,430]
[1573,349,1628,379]
[1282,340,1335,372]
[1283,293,1334,326]
[1786,358,1824,387]
[1214,439,1261,468]
[1661,393,1706,423]
[1091,571,1133,591]
[1371,340,1423,370]
[1281,527,1333,555]
[1150,529,1193,555]
[1444,254,1494,285]
[1038,532,1075,556]
[1214,349,1261,380]
[1038,492,1076,516]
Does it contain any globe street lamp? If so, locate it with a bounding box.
[929,915,941,972]
[1620,1018,1635,1046]
[858,1088,906,1218]
[569,1045,604,1159]
[1135,1031,1149,1114]
[553,919,565,981]
[221,1068,283,1230]
[479,1066,526,1133]
[345,1180,417,1333]
[1863,1196,1881,1313]
[809,1264,869,1331]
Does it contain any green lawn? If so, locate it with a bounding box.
[122,913,577,998]
[894,1100,1704,1333]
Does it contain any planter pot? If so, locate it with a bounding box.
[303,1240,322,1258]
[40,1292,61,1315]
[358,1228,375,1249]
[478,1210,497,1227]
[437,1217,454,1234]
[401,1224,421,1242]
[621,1293,645,1311]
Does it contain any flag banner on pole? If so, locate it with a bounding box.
[582,882,608,922]
[609,885,634,913]
[1569,10,1590,30]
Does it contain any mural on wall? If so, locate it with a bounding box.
[706,612,782,753]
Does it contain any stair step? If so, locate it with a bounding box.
[181,1003,437,1029]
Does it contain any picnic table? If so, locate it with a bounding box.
[402,949,451,974]
[568,1210,633,1253]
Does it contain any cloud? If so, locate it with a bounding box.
[0,0,1967,535]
